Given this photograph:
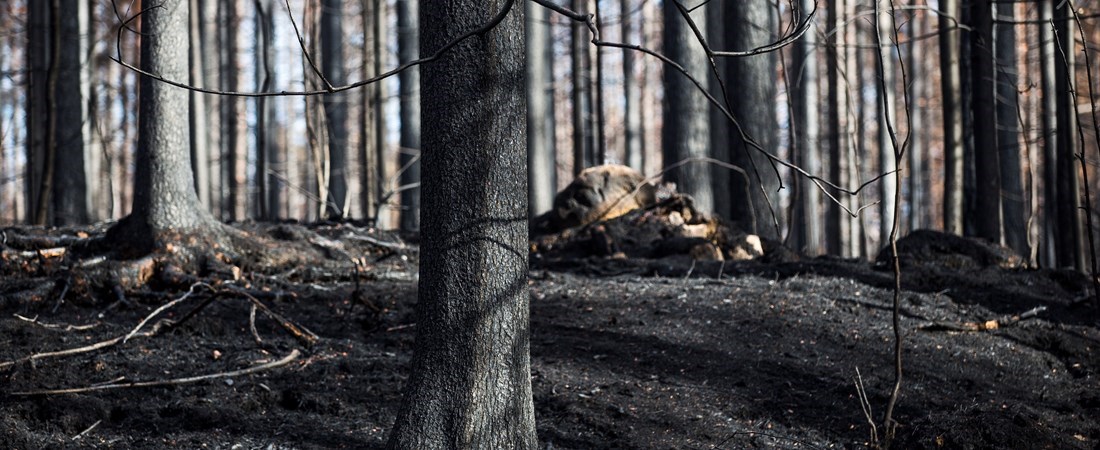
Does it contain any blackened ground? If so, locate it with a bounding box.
[1,223,1097,449]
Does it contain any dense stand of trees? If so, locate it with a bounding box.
[2,1,1100,258]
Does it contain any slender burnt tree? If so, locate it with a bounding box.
[662,2,712,213]
[527,0,556,217]
[397,0,421,231]
[322,0,349,218]
[387,0,536,447]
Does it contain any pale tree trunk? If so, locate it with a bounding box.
[387,1,536,447]
[83,0,106,222]
[374,0,389,226]
[791,0,820,254]
[322,0,349,219]
[1038,0,1058,267]
[995,2,1026,254]
[1054,0,1084,269]
[221,0,246,221]
[25,0,48,225]
[875,0,898,251]
[825,0,845,255]
[970,0,1004,243]
[940,0,964,235]
[662,1,711,213]
[725,1,780,238]
[571,0,595,174]
[906,9,924,233]
[200,0,221,213]
[108,0,221,250]
[397,0,421,231]
[527,0,556,217]
[621,0,643,172]
[845,0,860,257]
[53,0,90,225]
[188,0,210,212]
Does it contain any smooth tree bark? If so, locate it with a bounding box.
[706,0,730,220]
[255,0,281,219]
[791,0,820,254]
[571,0,596,173]
[1038,0,1059,267]
[321,0,349,218]
[662,1,711,213]
[621,0,643,172]
[188,0,210,212]
[360,0,382,222]
[969,0,1004,243]
[221,0,246,221]
[994,2,1026,254]
[940,0,964,235]
[724,1,780,238]
[397,0,421,231]
[906,9,924,233]
[108,0,222,251]
[200,0,221,212]
[387,1,537,447]
[527,0,556,217]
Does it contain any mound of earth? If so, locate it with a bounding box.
[1,222,1097,449]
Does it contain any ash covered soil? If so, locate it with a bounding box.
[1,222,1098,449]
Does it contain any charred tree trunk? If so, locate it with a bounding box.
[321,0,349,219]
[52,0,91,225]
[25,0,48,225]
[791,0,820,254]
[825,0,846,255]
[662,2,711,213]
[387,1,536,447]
[970,0,1004,244]
[994,2,1026,255]
[940,0,964,235]
[1054,0,1084,269]
[571,0,596,174]
[621,0,643,172]
[1038,0,1058,267]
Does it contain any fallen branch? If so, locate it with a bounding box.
[10,349,300,396]
[228,286,320,347]
[919,306,1048,332]
[14,314,100,331]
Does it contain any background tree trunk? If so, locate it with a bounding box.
[1054,0,1084,269]
[707,0,730,220]
[1038,0,1059,267]
[255,0,280,220]
[221,0,246,221]
[662,2,711,213]
[970,0,1004,244]
[188,0,210,213]
[941,0,964,235]
[621,0,643,172]
[527,0,556,217]
[321,0,349,219]
[826,0,846,255]
[360,0,381,222]
[200,0,221,213]
[906,8,925,233]
[724,1,780,238]
[875,0,898,251]
[791,0,820,254]
[388,2,537,448]
[52,0,90,225]
[571,0,595,174]
[397,0,421,231]
[995,2,1026,254]
[25,0,48,225]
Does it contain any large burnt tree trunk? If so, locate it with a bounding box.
[662,1,711,213]
[387,1,536,447]
[107,0,222,253]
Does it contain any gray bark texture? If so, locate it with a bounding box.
[126,0,212,235]
[53,0,90,225]
[724,2,780,238]
[360,0,381,221]
[662,2,711,214]
[322,0,349,218]
[527,0,556,217]
[970,0,1004,243]
[386,1,536,448]
[791,0,819,254]
[940,0,964,235]
[398,0,421,231]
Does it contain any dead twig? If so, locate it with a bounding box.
[919,306,1048,332]
[228,286,319,347]
[13,314,100,332]
[11,349,300,396]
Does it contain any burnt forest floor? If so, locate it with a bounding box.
[1,221,1098,449]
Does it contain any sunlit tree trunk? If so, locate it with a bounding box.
[387,1,536,447]
[527,0,556,217]
[360,0,381,222]
[1038,0,1058,267]
[875,0,898,250]
[662,1,711,213]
